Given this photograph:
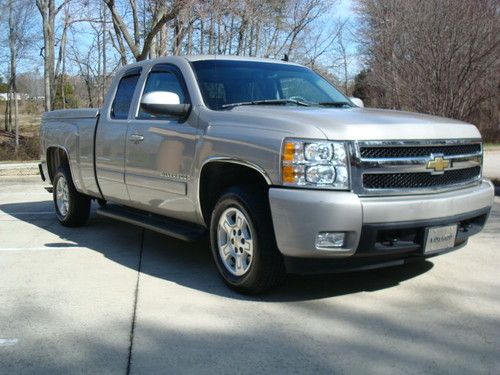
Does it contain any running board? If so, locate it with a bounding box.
[96,204,206,242]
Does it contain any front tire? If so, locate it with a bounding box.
[53,166,91,227]
[210,186,285,294]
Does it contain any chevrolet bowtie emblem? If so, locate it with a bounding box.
[426,156,450,173]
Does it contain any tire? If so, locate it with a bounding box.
[53,165,91,227]
[210,186,286,294]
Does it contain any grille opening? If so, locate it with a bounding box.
[363,166,481,189]
[376,229,419,248]
[360,143,481,159]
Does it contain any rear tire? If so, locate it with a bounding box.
[53,166,91,227]
[210,186,285,294]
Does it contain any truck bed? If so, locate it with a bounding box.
[40,108,101,197]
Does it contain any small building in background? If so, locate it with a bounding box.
[0,93,28,101]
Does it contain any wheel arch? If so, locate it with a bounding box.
[198,158,272,225]
[46,146,72,183]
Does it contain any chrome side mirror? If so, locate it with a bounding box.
[140,91,191,118]
[349,97,364,108]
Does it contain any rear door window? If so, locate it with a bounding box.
[111,72,141,119]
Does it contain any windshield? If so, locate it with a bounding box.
[191,60,350,110]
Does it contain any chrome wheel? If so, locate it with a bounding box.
[217,207,254,276]
[56,176,70,217]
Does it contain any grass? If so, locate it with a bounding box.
[0,110,42,161]
[484,143,500,151]
[0,160,39,164]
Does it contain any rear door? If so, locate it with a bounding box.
[95,67,141,204]
[124,63,199,220]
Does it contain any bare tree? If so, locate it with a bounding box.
[2,0,37,149]
[356,0,500,127]
[35,0,68,111]
[103,0,187,61]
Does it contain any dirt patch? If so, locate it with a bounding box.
[0,130,40,161]
[0,110,42,161]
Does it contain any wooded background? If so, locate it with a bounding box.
[0,0,498,160]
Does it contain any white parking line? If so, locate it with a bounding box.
[0,338,19,347]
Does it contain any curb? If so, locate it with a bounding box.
[0,163,40,177]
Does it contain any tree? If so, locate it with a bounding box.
[2,0,37,150]
[0,80,8,93]
[54,75,79,109]
[352,69,374,106]
[103,0,186,61]
[36,0,64,111]
[356,0,500,128]
[8,0,19,142]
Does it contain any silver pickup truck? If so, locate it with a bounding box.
[39,55,494,293]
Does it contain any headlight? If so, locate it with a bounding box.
[282,139,349,189]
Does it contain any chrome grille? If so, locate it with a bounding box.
[351,140,483,196]
[359,143,481,159]
[363,166,481,189]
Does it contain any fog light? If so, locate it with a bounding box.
[316,232,346,249]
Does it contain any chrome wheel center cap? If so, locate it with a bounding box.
[217,207,254,276]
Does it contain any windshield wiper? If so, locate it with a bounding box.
[318,101,353,107]
[221,99,311,109]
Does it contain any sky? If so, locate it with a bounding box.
[1,0,362,82]
[325,0,363,78]
[338,0,356,19]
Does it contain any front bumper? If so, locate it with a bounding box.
[269,180,494,272]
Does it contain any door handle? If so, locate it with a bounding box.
[129,134,144,143]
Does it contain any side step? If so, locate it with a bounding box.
[96,204,206,242]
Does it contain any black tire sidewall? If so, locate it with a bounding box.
[210,195,261,287]
[209,186,283,293]
[53,169,71,222]
[52,166,90,226]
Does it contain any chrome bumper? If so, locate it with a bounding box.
[269,179,494,258]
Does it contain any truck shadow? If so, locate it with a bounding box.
[0,200,440,302]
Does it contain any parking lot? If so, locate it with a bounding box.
[0,176,499,374]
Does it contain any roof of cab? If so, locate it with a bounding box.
[114,54,303,76]
[182,55,302,66]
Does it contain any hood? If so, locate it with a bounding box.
[223,106,481,141]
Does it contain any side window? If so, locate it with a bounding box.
[111,74,140,120]
[138,68,187,119]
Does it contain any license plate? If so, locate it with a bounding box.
[424,224,457,253]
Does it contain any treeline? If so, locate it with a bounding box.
[354,0,499,141]
[4,0,346,114]
[0,0,499,152]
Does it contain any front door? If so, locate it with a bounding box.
[125,63,199,221]
[95,68,142,204]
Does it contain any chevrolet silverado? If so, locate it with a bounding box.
[39,56,495,293]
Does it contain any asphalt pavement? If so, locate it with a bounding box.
[0,176,499,374]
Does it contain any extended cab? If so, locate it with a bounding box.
[39,56,495,293]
